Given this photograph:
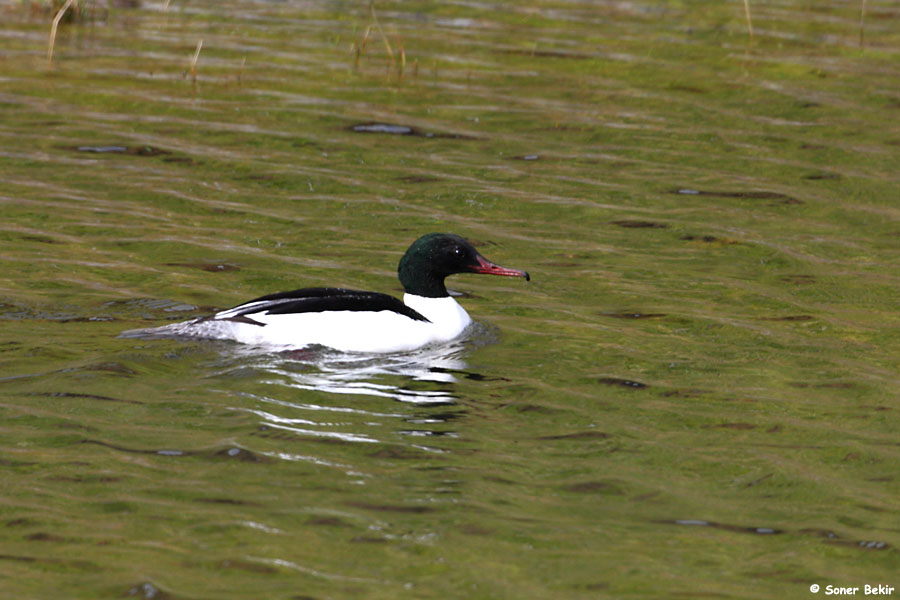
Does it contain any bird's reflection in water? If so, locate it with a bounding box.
[216,324,497,451]
[257,339,468,405]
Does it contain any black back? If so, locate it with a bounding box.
[215,287,430,325]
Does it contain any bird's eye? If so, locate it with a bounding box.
[453,247,464,256]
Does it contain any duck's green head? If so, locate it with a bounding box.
[398,233,530,298]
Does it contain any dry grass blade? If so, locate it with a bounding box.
[742,0,754,39]
[47,0,78,69]
[369,1,396,72]
[189,39,203,84]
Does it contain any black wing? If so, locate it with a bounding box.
[213,287,430,325]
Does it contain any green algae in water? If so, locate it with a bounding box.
[0,1,898,598]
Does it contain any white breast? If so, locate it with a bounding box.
[402,294,472,339]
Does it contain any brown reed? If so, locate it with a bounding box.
[47,0,77,69]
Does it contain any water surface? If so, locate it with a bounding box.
[1,1,898,598]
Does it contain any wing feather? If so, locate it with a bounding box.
[212,287,429,325]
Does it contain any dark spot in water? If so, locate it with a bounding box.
[195,497,260,506]
[501,48,594,59]
[24,532,67,542]
[681,234,738,244]
[46,474,123,483]
[397,175,441,183]
[60,315,117,323]
[165,262,240,272]
[803,172,841,180]
[427,367,507,382]
[353,123,415,135]
[672,188,801,205]
[703,422,757,430]
[597,377,648,389]
[6,518,40,528]
[81,438,192,457]
[792,381,856,389]
[350,536,390,544]
[32,391,143,405]
[407,410,465,424]
[348,502,435,514]
[631,491,662,502]
[600,311,666,319]
[797,531,889,551]
[214,447,265,462]
[351,122,475,139]
[563,480,623,494]
[306,516,350,527]
[819,382,856,389]
[76,145,127,153]
[217,559,278,574]
[504,403,563,414]
[0,554,38,563]
[482,475,516,485]
[858,503,891,516]
[67,145,172,157]
[798,528,839,539]
[135,146,171,156]
[459,524,493,536]
[666,519,783,535]
[660,388,710,398]
[457,371,491,381]
[0,550,97,571]
[74,362,136,376]
[668,84,707,93]
[744,473,773,488]
[609,220,668,229]
[368,446,430,460]
[760,315,816,321]
[20,234,62,244]
[780,274,816,285]
[161,156,199,165]
[846,540,890,551]
[399,429,455,438]
[57,421,95,432]
[538,431,611,441]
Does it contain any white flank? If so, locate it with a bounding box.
[123,294,473,353]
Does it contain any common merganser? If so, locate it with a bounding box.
[122,233,529,353]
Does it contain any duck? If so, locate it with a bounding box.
[123,233,529,353]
